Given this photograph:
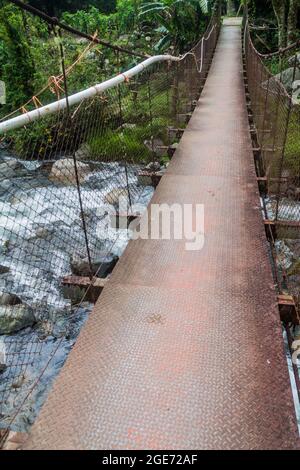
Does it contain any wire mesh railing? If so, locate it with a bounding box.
[0,3,221,442]
[243,15,300,316]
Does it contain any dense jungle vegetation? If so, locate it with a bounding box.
[0,1,299,165]
[0,0,299,116]
[0,0,212,117]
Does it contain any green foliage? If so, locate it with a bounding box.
[61,6,112,35]
[88,128,152,162]
[116,0,140,31]
[27,1,117,17]
[138,0,209,53]
[248,0,278,53]
[0,4,35,110]
[0,0,210,164]
[288,259,300,276]
[12,119,53,159]
[87,93,172,163]
[284,112,300,175]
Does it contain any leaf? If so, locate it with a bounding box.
[139,2,164,9]
[155,26,169,34]
[138,6,166,18]
[154,34,172,52]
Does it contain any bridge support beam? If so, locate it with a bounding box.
[278,294,299,325]
[62,276,107,303]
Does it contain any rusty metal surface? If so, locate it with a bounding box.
[23,24,299,450]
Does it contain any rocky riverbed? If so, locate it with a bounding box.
[0,149,299,434]
[0,149,154,431]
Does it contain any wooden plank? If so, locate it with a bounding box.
[62,276,107,289]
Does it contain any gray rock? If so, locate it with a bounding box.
[288,53,300,68]
[122,123,137,130]
[71,252,118,277]
[288,275,300,284]
[119,34,129,41]
[49,158,91,185]
[145,161,161,172]
[105,187,130,206]
[0,363,7,374]
[74,143,91,161]
[12,374,25,388]
[35,227,53,239]
[0,179,11,196]
[0,304,35,334]
[138,174,152,186]
[0,291,22,306]
[294,325,300,340]
[286,240,300,258]
[275,240,293,270]
[292,79,300,104]
[274,67,300,94]
[0,159,24,180]
[0,265,10,274]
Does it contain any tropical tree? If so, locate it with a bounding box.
[138,0,209,53]
[27,1,117,17]
[272,0,300,47]
[0,4,35,109]
[227,0,236,16]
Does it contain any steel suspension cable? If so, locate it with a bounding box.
[56,26,94,279]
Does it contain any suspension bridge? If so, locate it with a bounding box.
[0,8,300,450]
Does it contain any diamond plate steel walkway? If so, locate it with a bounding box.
[23,21,299,450]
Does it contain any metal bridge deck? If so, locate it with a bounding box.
[23,22,299,450]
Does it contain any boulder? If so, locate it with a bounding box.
[105,187,130,206]
[292,80,300,104]
[75,143,91,161]
[0,363,7,374]
[49,158,91,185]
[288,53,300,68]
[0,291,22,306]
[71,252,118,278]
[274,67,300,94]
[0,304,35,334]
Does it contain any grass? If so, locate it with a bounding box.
[8,73,190,164]
[284,111,300,176]
[88,129,152,163]
[88,116,172,163]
